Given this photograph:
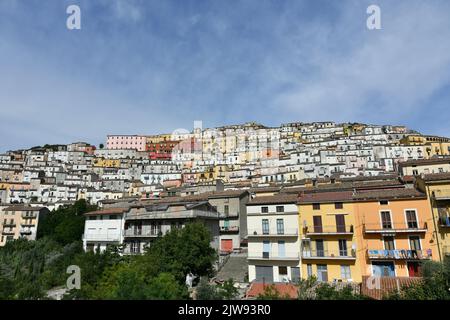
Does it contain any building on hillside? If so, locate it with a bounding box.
[106,135,147,151]
[246,194,301,283]
[82,207,128,252]
[415,173,450,261]
[0,205,49,246]
[398,157,450,176]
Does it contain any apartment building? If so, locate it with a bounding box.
[354,188,436,278]
[416,173,450,261]
[106,135,147,151]
[398,157,450,176]
[122,199,220,255]
[246,194,301,283]
[298,191,361,283]
[0,205,49,246]
[82,207,128,252]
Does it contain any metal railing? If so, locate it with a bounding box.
[367,249,432,260]
[123,229,160,237]
[304,225,354,234]
[363,222,427,232]
[220,226,239,232]
[247,251,300,260]
[247,228,298,236]
[439,216,450,227]
[301,249,356,259]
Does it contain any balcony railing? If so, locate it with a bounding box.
[19,228,32,235]
[220,226,239,232]
[123,229,160,237]
[247,252,300,261]
[367,249,432,260]
[83,233,121,241]
[304,225,354,235]
[363,222,427,233]
[2,222,16,227]
[21,212,37,218]
[433,189,450,200]
[247,228,298,237]
[301,249,356,260]
[1,229,15,235]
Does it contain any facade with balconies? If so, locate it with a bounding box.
[246,194,301,284]
[0,205,49,246]
[298,190,361,283]
[123,199,220,255]
[415,173,450,262]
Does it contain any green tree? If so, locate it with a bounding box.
[217,279,239,300]
[257,284,291,300]
[196,277,222,300]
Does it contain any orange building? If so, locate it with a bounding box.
[353,188,437,278]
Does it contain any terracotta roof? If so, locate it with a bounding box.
[207,189,249,199]
[84,207,128,216]
[398,157,450,167]
[4,205,46,211]
[361,276,422,300]
[420,172,450,182]
[298,191,354,204]
[353,188,426,201]
[248,194,298,205]
[246,282,298,299]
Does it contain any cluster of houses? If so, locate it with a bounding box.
[1,121,450,292]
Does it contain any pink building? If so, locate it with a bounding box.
[106,135,147,151]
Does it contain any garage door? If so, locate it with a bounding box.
[255,266,274,283]
[221,239,233,252]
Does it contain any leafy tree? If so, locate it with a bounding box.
[257,284,291,300]
[217,279,239,300]
[196,277,223,300]
[144,272,189,300]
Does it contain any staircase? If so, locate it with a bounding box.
[215,253,248,283]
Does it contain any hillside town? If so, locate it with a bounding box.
[1,121,450,299]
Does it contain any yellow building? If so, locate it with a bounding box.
[400,135,450,157]
[0,205,49,246]
[92,157,121,168]
[416,173,450,261]
[298,191,362,283]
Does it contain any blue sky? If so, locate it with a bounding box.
[1,0,450,152]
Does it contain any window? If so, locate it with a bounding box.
[409,236,421,251]
[339,239,348,256]
[341,265,351,280]
[278,266,288,276]
[313,216,323,233]
[405,210,418,229]
[384,236,395,250]
[307,264,313,278]
[317,265,328,282]
[261,206,269,213]
[224,205,229,215]
[379,200,389,205]
[315,239,325,257]
[381,211,392,229]
[335,214,346,233]
[313,203,321,210]
[335,202,343,209]
[262,219,269,235]
[276,219,284,235]
[276,206,284,213]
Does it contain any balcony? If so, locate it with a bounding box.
[2,222,16,227]
[247,228,298,238]
[220,226,239,233]
[247,251,300,261]
[21,212,37,218]
[433,189,450,200]
[19,228,32,235]
[367,249,432,260]
[83,233,121,242]
[2,229,15,235]
[123,229,160,238]
[301,249,356,261]
[363,222,427,234]
[304,225,354,236]
[439,216,450,227]
[443,246,450,256]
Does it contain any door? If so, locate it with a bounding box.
[317,265,328,282]
[407,262,421,277]
[316,239,325,257]
[381,211,392,229]
[255,266,274,283]
[263,241,270,258]
[221,239,233,252]
[313,216,323,233]
[278,241,285,257]
[338,239,348,256]
[336,214,346,233]
[406,210,418,229]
